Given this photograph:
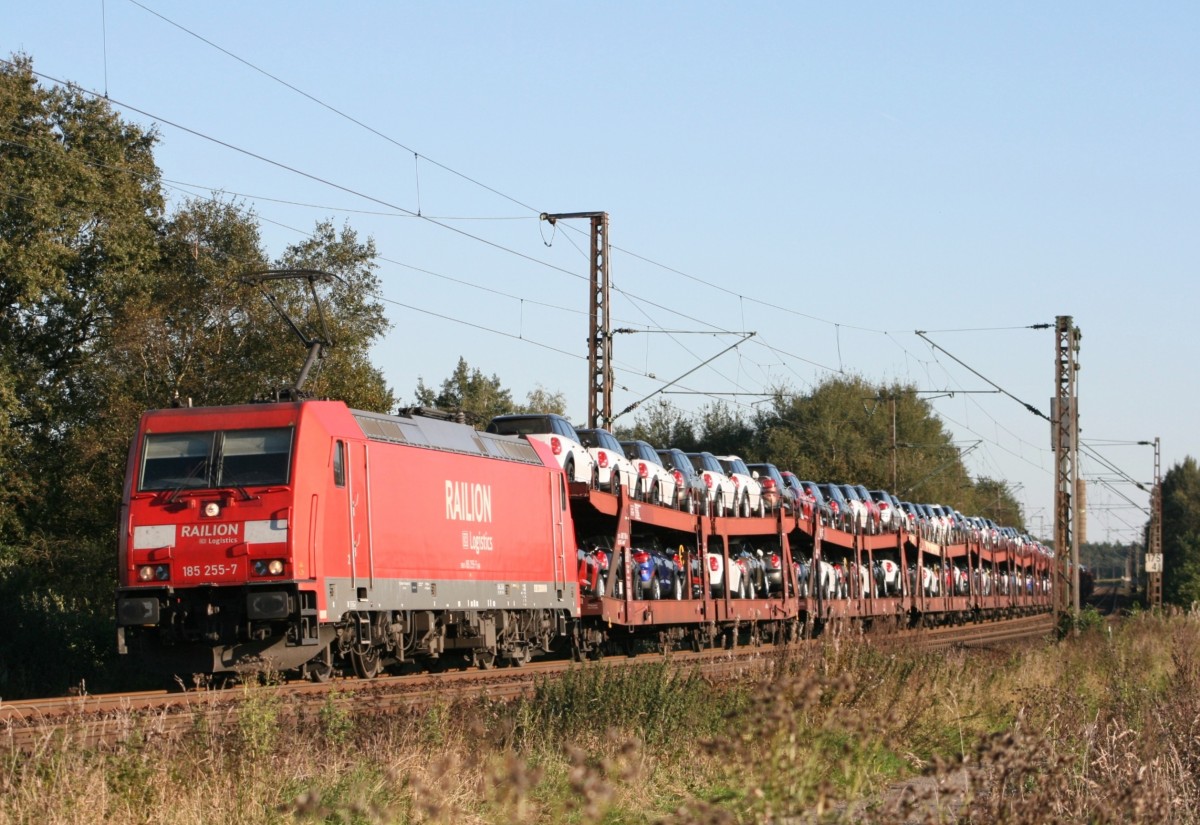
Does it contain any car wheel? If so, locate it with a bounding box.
[609,471,621,495]
[650,575,662,600]
[651,482,661,506]
[739,494,750,518]
[564,457,575,482]
[756,498,765,517]
[685,491,697,515]
[737,576,748,599]
[674,576,684,600]
[595,572,606,598]
[591,465,600,490]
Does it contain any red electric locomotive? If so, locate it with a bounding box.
[116,400,579,679]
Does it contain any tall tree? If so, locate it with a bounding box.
[754,377,976,509]
[0,55,163,696]
[416,357,515,425]
[1160,456,1200,606]
[618,399,698,450]
[0,55,163,541]
[414,357,566,426]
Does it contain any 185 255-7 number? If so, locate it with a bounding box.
[181,564,238,578]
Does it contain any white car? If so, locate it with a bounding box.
[575,427,637,494]
[619,440,678,506]
[715,455,765,517]
[686,451,737,516]
[484,413,596,485]
[702,538,753,598]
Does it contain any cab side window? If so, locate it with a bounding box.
[333,441,346,487]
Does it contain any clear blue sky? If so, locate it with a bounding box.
[8,2,1198,543]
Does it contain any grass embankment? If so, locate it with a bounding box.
[4,610,1198,824]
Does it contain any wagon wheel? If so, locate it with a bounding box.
[476,648,498,669]
[351,646,382,679]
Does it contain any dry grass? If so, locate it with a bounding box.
[2,610,1198,824]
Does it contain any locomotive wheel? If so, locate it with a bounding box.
[351,646,382,679]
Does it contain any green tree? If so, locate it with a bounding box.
[1160,456,1200,606]
[0,55,163,542]
[414,358,566,426]
[617,399,698,450]
[416,357,515,425]
[519,385,568,417]
[0,55,163,695]
[753,377,975,509]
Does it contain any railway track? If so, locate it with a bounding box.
[0,611,1054,753]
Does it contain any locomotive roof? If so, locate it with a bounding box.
[352,408,543,465]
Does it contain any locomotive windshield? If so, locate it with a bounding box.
[139,427,294,491]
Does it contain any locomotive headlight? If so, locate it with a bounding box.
[253,559,285,576]
[138,565,155,581]
[203,502,220,518]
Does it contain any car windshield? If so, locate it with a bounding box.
[658,451,690,474]
[750,465,784,485]
[577,429,616,449]
[487,417,551,436]
[139,427,293,491]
